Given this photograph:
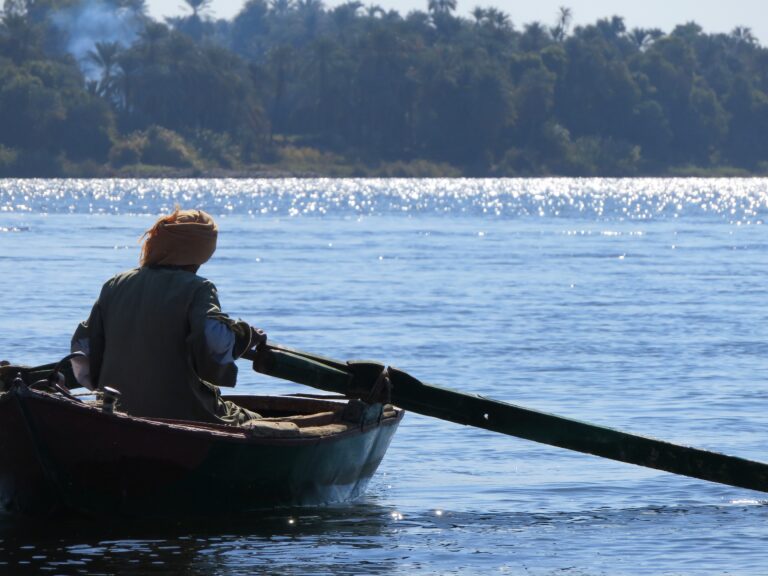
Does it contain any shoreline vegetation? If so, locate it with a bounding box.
[54,164,767,179]
[2,1,768,178]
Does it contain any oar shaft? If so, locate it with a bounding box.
[245,346,768,493]
[386,368,768,493]
[245,347,351,393]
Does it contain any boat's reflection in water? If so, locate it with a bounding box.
[0,502,400,574]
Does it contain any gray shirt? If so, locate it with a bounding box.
[72,266,256,424]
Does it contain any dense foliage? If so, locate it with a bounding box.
[1,0,767,176]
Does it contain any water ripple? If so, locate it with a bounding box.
[0,178,766,223]
[2,179,767,575]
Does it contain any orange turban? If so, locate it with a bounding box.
[140,209,218,267]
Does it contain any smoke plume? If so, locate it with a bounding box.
[50,0,144,80]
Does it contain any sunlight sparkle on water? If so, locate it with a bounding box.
[0,178,765,222]
[1,178,768,575]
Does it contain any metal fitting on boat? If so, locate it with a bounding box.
[11,373,25,391]
[101,386,121,414]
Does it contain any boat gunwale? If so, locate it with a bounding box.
[2,386,404,447]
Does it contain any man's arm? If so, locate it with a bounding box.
[188,281,263,388]
[70,299,105,391]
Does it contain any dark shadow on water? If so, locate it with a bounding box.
[0,501,399,575]
[2,500,766,575]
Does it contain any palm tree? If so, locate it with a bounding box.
[595,15,625,41]
[550,6,571,42]
[118,0,148,15]
[428,0,457,34]
[485,7,509,30]
[304,37,341,136]
[471,7,486,25]
[520,22,550,51]
[182,0,212,17]
[136,22,169,65]
[331,1,362,29]
[266,45,295,138]
[270,0,294,16]
[427,0,456,16]
[366,4,385,18]
[86,41,122,98]
[297,0,324,10]
[628,28,659,51]
[731,26,756,45]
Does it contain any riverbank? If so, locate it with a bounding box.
[11,159,765,180]
[3,138,766,179]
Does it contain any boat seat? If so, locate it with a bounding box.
[254,411,357,438]
[296,423,351,437]
[262,411,338,427]
[243,419,302,437]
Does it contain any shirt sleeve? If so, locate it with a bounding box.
[187,281,249,388]
[70,298,105,391]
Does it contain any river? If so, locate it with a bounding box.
[0,178,767,574]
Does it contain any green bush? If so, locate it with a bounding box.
[11,150,63,177]
[0,145,18,176]
[141,127,200,169]
[109,134,146,168]
[191,130,240,169]
[274,145,347,174]
[373,159,462,178]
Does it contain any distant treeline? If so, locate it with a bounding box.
[1,0,767,177]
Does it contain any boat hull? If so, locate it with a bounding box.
[0,387,402,518]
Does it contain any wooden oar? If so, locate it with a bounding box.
[244,344,768,493]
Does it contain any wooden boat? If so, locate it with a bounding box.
[4,340,768,519]
[0,360,403,518]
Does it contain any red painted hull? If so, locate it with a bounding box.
[0,387,402,518]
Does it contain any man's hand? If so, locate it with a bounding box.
[250,327,267,350]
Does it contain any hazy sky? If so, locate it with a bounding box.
[147,0,767,45]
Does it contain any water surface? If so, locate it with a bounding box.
[1,178,767,574]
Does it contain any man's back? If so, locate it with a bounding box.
[91,266,234,422]
[72,208,261,426]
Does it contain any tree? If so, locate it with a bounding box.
[118,0,149,16]
[183,0,212,18]
[724,77,768,168]
[118,28,267,143]
[2,0,768,176]
[366,4,384,18]
[427,0,456,16]
[471,7,485,26]
[520,22,550,52]
[265,44,295,137]
[550,6,571,43]
[86,41,121,100]
[270,0,294,17]
[0,12,43,63]
[555,29,640,141]
[427,0,457,35]
[730,26,756,46]
[331,1,362,30]
[627,28,663,52]
[230,0,270,58]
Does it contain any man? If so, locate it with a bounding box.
[71,208,264,425]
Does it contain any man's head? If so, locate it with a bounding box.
[140,208,218,268]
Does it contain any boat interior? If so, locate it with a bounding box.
[0,360,399,439]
